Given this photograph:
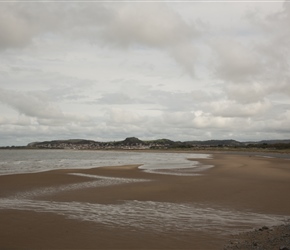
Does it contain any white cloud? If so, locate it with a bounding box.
[208,99,271,118]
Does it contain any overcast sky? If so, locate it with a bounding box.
[0,1,290,146]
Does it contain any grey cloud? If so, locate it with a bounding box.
[247,4,290,85]
[0,2,199,77]
[160,111,195,128]
[274,80,290,97]
[224,78,290,106]
[105,107,146,125]
[169,42,197,77]
[225,83,267,104]
[262,3,290,74]
[0,3,64,50]
[96,86,210,112]
[209,4,288,72]
[0,115,33,126]
[0,4,37,49]
[45,81,94,103]
[0,3,109,50]
[210,2,290,108]
[103,3,194,47]
[97,93,136,105]
[212,39,263,83]
[0,88,64,120]
[102,3,198,75]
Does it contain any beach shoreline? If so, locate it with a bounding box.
[0,152,290,249]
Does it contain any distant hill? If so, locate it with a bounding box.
[23,137,290,150]
[184,139,243,147]
[247,139,290,145]
[244,140,290,150]
[114,137,143,145]
[28,139,96,146]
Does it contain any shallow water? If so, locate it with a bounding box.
[0,197,288,235]
[11,173,150,200]
[0,149,211,176]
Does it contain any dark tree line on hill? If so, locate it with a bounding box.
[1,137,290,150]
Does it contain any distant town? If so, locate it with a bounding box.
[1,137,290,151]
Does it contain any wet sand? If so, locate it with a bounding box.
[0,152,290,249]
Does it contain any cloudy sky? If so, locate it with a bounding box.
[0,0,290,146]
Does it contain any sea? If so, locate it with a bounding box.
[0,149,289,238]
[0,149,211,176]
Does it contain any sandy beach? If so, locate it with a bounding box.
[0,152,290,249]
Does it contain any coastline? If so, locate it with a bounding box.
[0,152,289,249]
